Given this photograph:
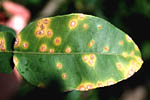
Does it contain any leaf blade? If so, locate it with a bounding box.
[0,26,16,73]
[14,13,143,91]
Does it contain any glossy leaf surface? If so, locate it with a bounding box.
[14,14,143,91]
[0,26,16,73]
[0,25,16,37]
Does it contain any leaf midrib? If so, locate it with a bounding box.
[0,51,137,58]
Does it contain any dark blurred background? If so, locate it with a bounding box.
[0,0,150,100]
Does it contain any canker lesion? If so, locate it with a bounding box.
[65,46,71,53]
[78,14,86,20]
[35,18,51,38]
[69,19,78,29]
[0,39,6,51]
[13,56,18,66]
[14,35,21,48]
[40,44,47,52]
[54,37,62,46]
[88,40,95,48]
[22,41,29,49]
[103,46,109,52]
[82,54,96,67]
[83,24,88,29]
[97,25,102,29]
[62,73,67,80]
[56,63,63,69]
[49,48,55,53]
[76,82,95,91]
[47,29,53,38]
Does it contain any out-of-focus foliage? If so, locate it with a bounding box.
[141,41,150,60]
[13,0,42,5]
[133,0,150,17]
[55,0,106,18]
[65,90,99,100]
[26,0,42,5]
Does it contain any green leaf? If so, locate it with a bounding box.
[0,26,16,73]
[14,13,143,91]
[65,90,99,100]
[0,25,16,37]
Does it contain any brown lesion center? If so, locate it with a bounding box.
[0,39,5,51]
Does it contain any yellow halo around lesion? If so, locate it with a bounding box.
[40,44,47,52]
[54,37,62,46]
[69,19,78,29]
[76,82,96,91]
[35,18,51,38]
[22,41,29,49]
[82,54,96,67]
[78,14,86,20]
[0,38,6,51]
[14,35,21,48]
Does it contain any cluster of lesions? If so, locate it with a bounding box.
[76,78,116,91]
[14,35,29,50]
[69,15,105,52]
[35,18,53,38]
[121,50,142,59]
[38,38,73,54]
[115,57,143,79]
[68,14,91,30]
[76,82,95,91]
[82,54,96,67]
[117,37,143,78]
[123,64,139,79]
[38,36,62,53]
[69,14,86,29]
[121,34,140,55]
[117,33,141,58]
[56,62,68,80]
[37,62,67,88]
[97,78,116,88]
[0,38,6,51]
[72,14,102,30]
